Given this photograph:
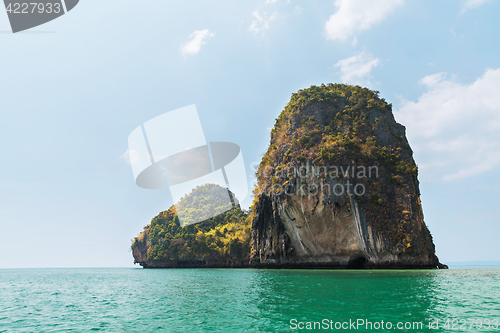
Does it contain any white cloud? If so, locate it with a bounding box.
[461,0,491,13]
[248,11,278,35]
[180,29,215,57]
[334,52,380,86]
[325,0,404,43]
[394,68,500,181]
[266,0,278,3]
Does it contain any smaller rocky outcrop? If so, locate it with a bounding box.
[131,184,251,268]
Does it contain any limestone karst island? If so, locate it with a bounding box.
[132,84,446,269]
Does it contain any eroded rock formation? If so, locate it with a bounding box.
[132,84,445,269]
[250,84,443,268]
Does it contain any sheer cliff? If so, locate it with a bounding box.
[251,84,444,268]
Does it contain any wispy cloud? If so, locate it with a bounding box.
[248,11,278,35]
[180,29,215,57]
[334,52,380,86]
[325,0,404,43]
[461,0,491,13]
[395,68,500,181]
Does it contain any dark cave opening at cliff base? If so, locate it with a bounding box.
[347,256,368,269]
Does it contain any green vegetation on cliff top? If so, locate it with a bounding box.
[257,83,417,188]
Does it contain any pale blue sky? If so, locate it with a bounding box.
[0,0,499,268]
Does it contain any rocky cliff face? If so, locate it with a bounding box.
[251,84,444,268]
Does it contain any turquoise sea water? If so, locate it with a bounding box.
[0,268,499,332]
